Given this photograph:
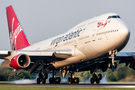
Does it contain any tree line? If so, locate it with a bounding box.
[0,67,36,81]
[106,63,135,82]
[74,63,135,82]
[0,63,135,81]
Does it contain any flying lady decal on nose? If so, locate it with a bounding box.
[97,20,111,32]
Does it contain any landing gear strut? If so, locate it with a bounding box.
[109,49,117,69]
[90,73,102,84]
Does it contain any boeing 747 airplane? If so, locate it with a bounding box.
[0,5,135,84]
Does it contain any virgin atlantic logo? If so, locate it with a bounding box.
[10,17,22,50]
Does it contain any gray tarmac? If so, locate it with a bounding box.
[0,83,135,88]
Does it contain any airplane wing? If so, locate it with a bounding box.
[1,50,134,72]
[0,51,10,59]
[73,51,135,74]
[116,52,135,57]
[0,49,72,72]
[0,49,72,59]
[116,52,135,69]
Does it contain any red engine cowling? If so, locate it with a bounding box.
[129,57,135,70]
[10,54,31,69]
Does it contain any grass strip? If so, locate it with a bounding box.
[0,87,134,90]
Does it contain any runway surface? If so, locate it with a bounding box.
[0,83,135,88]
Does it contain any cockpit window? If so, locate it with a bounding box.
[107,15,121,19]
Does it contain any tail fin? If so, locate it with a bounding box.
[6,5,30,50]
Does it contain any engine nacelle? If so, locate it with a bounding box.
[129,57,135,70]
[10,54,31,69]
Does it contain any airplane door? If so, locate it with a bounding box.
[92,29,96,41]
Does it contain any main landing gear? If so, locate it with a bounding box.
[37,71,61,84]
[49,71,61,84]
[67,71,79,84]
[90,73,102,84]
[49,77,61,84]
[37,72,48,84]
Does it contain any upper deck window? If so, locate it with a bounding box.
[107,15,121,19]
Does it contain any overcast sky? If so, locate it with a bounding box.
[0,0,135,51]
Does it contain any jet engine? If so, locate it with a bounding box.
[129,57,135,70]
[10,54,31,69]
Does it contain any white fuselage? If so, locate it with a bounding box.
[23,13,130,68]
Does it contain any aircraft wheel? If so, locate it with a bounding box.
[96,79,100,84]
[98,74,102,80]
[44,73,48,79]
[74,77,79,84]
[90,78,94,84]
[42,78,46,84]
[49,78,54,84]
[67,77,71,84]
[108,62,112,69]
[55,77,61,84]
[39,72,43,79]
[113,62,117,69]
[93,73,97,80]
[49,78,53,84]
[37,77,40,84]
[68,77,73,84]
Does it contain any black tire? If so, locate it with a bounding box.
[90,78,94,84]
[98,74,102,80]
[108,62,112,69]
[55,77,61,84]
[113,62,117,69]
[93,73,97,80]
[44,73,48,79]
[39,72,43,79]
[74,78,79,84]
[96,79,100,84]
[70,78,73,84]
[67,77,71,84]
[68,77,73,84]
[37,78,40,84]
[49,78,54,84]
[42,78,46,84]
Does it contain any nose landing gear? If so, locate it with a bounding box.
[109,49,117,69]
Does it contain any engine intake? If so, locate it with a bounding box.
[10,54,31,69]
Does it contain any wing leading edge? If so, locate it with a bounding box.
[0,49,72,68]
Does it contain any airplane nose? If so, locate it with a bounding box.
[116,25,130,51]
[119,26,130,39]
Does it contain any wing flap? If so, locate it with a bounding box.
[1,59,11,68]
[25,51,53,56]
[15,49,72,58]
[53,50,72,59]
